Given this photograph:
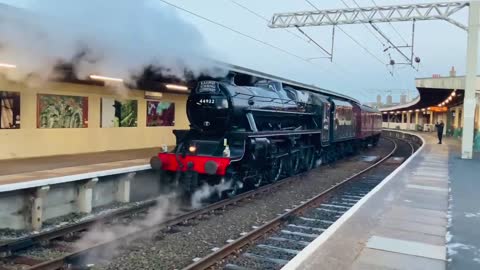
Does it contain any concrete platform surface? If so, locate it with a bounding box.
[0,147,162,192]
[0,147,161,176]
[282,132,480,270]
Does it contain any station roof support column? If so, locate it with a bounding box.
[462,0,480,159]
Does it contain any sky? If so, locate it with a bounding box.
[0,0,473,103]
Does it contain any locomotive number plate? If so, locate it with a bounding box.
[198,98,215,104]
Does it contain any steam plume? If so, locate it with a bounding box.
[74,194,179,264]
[0,0,223,83]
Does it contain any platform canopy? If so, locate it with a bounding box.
[380,75,480,113]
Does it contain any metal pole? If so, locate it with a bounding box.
[331,25,336,62]
[462,0,480,159]
[411,19,416,66]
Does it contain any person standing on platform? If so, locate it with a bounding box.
[435,120,445,144]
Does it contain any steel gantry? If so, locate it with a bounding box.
[269,1,480,159]
[269,2,469,30]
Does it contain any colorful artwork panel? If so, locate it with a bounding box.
[101,98,138,128]
[0,91,21,129]
[147,101,175,127]
[38,94,88,128]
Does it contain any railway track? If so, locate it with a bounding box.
[0,174,305,270]
[0,133,407,270]
[183,135,417,270]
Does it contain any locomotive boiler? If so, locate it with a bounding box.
[150,78,382,197]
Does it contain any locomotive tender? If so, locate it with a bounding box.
[150,78,382,197]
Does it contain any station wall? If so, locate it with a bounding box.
[0,78,189,160]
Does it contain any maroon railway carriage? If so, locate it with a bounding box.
[353,104,382,147]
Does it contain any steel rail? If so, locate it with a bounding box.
[182,136,403,270]
[21,136,402,270]
[25,165,312,269]
[0,200,158,256]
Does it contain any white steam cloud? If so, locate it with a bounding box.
[0,0,224,82]
[191,179,233,208]
[74,193,179,264]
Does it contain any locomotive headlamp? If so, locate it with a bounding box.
[189,145,197,153]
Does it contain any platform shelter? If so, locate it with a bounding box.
[381,74,480,152]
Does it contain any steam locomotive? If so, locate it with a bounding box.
[150,78,382,197]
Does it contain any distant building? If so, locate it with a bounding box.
[386,95,393,105]
[376,94,382,107]
[450,66,456,77]
[400,94,407,105]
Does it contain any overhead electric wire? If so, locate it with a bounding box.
[229,0,332,58]
[157,0,309,62]
[230,0,331,58]
[228,0,311,44]
[305,0,386,66]
[295,26,331,56]
[371,0,410,45]
[229,0,360,79]
[341,0,386,47]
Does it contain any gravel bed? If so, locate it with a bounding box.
[262,238,308,251]
[90,139,393,270]
[16,245,68,260]
[0,260,29,270]
[0,228,30,242]
[0,200,155,243]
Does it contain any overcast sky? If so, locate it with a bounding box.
[0,0,473,102]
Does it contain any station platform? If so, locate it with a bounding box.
[283,132,480,270]
[0,148,161,192]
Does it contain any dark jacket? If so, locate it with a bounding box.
[435,122,444,134]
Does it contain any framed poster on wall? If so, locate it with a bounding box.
[37,94,88,128]
[146,101,175,127]
[0,91,21,129]
[101,98,138,127]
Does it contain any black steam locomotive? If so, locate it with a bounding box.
[150,78,382,197]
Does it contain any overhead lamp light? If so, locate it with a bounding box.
[451,91,456,96]
[421,108,426,111]
[0,63,17,69]
[165,84,189,92]
[89,75,124,83]
[408,110,413,113]
[415,109,420,112]
[390,112,394,114]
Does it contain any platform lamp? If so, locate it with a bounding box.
[0,63,16,69]
[89,74,124,83]
[160,83,190,94]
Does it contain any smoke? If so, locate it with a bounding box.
[0,0,225,83]
[74,193,179,264]
[190,179,233,209]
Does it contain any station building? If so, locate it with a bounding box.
[0,76,189,160]
[381,73,480,151]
